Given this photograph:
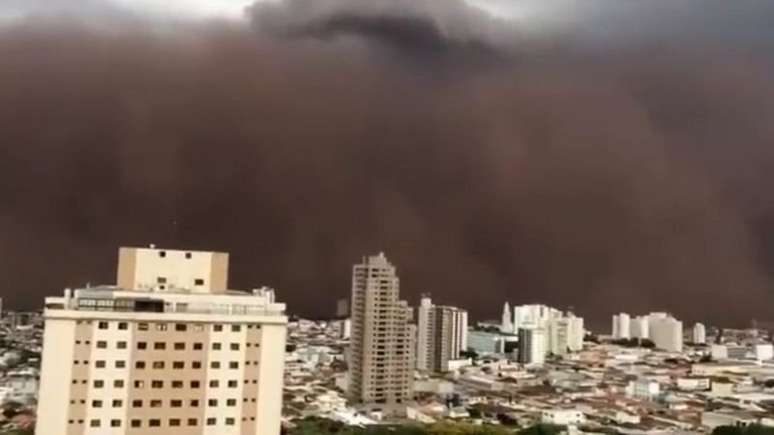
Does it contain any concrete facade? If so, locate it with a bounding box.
[348,253,414,405]
[36,247,287,435]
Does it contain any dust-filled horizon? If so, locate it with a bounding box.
[2,0,774,329]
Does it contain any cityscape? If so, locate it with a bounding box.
[0,246,772,434]
[3,0,774,434]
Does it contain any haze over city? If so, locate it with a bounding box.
[3,0,774,328]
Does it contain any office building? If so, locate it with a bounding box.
[36,246,288,435]
[693,323,706,344]
[517,327,546,366]
[467,330,518,355]
[348,253,414,405]
[416,296,467,372]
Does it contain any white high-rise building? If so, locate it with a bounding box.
[612,313,631,339]
[547,314,584,356]
[513,304,562,331]
[36,246,288,435]
[518,327,546,366]
[501,302,513,334]
[754,344,774,361]
[348,253,414,405]
[416,296,467,372]
[692,323,706,344]
[631,316,649,339]
[649,314,683,352]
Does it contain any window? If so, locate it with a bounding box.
[174,342,185,350]
[151,380,163,389]
[231,325,241,332]
[195,278,205,286]
[209,380,219,388]
[175,324,187,332]
[173,361,184,369]
[112,400,123,408]
[152,361,165,369]
[95,360,106,368]
[158,251,166,258]
[190,380,200,388]
[115,361,126,369]
[211,361,221,369]
[190,399,200,407]
[93,380,104,388]
[137,342,147,350]
[157,277,167,284]
[193,325,204,332]
[131,419,141,428]
[185,252,192,259]
[150,400,162,408]
[135,361,146,369]
[154,342,166,350]
[226,399,237,407]
[228,380,238,388]
[171,400,182,408]
[172,380,183,388]
[213,325,223,332]
[192,361,202,369]
[134,380,144,388]
[212,343,221,350]
[207,418,216,426]
[118,322,128,330]
[117,341,127,349]
[156,323,167,331]
[132,400,142,408]
[92,400,103,408]
[193,342,203,350]
[96,341,107,349]
[138,322,149,331]
[229,361,239,369]
[230,343,240,351]
[110,419,121,428]
[114,380,124,388]
[90,419,100,428]
[187,418,197,426]
[208,399,217,407]
[149,419,161,427]
[170,419,181,427]
[98,321,108,330]
[225,417,235,425]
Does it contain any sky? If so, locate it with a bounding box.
[2,0,774,330]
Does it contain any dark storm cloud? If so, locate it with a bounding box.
[1,0,774,330]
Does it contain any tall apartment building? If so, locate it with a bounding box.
[612,313,631,339]
[547,314,584,356]
[692,323,706,344]
[517,327,546,366]
[348,253,414,405]
[649,313,683,352]
[631,315,649,339]
[36,246,288,435]
[416,296,468,372]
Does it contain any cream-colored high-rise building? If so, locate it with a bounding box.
[36,246,288,435]
[416,296,468,372]
[348,253,414,405]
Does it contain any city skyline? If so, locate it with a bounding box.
[3,0,774,328]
